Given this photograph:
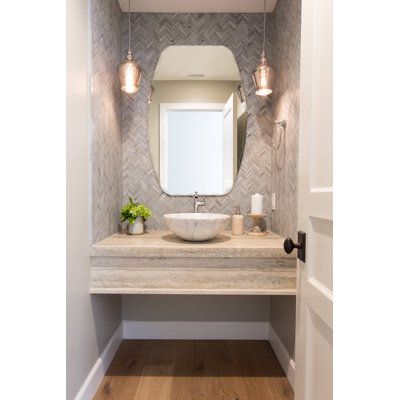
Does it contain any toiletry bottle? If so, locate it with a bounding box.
[232,206,244,236]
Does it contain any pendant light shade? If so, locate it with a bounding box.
[252,53,274,96]
[118,0,141,94]
[118,51,141,94]
[253,0,274,96]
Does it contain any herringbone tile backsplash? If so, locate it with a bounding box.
[121,12,275,230]
[91,0,299,239]
[268,0,301,358]
[91,0,122,243]
[270,0,301,239]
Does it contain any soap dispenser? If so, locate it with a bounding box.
[232,206,244,236]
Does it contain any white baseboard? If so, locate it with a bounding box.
[269,325,295,389]
[74,323,122,400]
[123,320,270,340]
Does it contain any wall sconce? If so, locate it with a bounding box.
[148,85,155,104]
[237,84,245,103]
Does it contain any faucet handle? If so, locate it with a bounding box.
[194,191,199,198]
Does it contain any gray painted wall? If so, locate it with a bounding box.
[67,0,121,398]
[270,0,302,359]
[271,296,297,357]
[123,295,270,322]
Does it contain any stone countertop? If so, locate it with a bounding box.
[90,230,297,295]
[91,230,296,259]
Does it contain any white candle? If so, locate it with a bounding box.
[251,193,263,215]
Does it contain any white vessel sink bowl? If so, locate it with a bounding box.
[163,213,230,242]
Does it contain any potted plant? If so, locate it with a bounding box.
[120,196,152,235]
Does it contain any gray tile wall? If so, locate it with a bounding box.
[270,0,302,360]
[121,13,275,230]
[90,4,300,239]
[91,0,123,243]
[270,0,301,239]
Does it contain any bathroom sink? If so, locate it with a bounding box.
[163,213,230,242]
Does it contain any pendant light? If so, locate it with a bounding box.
[252,0,274,96]
[118,0,141,94]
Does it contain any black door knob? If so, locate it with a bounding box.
[283,231,306,262]
[284,238,302,254]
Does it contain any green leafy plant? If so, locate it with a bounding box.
[120,196,152,225]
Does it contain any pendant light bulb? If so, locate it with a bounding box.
[252,52,274,96]
[253,0,274,96]
[118,51,141,94]
[118,0,141,94]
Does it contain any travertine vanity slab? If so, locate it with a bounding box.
[90,231,296,295]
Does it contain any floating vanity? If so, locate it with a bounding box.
[90,231,296,295]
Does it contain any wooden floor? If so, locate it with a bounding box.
[94,340,293,400]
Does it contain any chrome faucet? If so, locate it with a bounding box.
[193,191,205,213]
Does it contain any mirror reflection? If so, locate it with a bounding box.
[149,46,247,196]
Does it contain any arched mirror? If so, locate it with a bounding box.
[148,46,247,196]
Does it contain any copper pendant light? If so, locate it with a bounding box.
[252,0,274,96]
[118,0,141,94]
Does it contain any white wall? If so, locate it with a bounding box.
[67,0,121,398]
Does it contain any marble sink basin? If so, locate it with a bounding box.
[163,213,230,242]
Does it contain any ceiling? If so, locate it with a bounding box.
[118,0,277,13]
[153,46,241,81]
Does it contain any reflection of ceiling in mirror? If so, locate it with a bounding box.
[153,46,241,81]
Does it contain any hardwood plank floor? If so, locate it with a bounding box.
[93,340,293,400]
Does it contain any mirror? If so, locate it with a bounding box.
[149,46,247,196]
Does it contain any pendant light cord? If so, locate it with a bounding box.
[262,0,266,55]
[128,0,131,52]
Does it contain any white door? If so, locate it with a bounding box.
[295,0,333,399]
[222,93,237,191]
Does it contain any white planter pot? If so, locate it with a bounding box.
[128,217,144,235]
